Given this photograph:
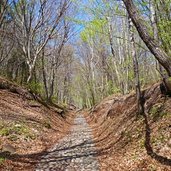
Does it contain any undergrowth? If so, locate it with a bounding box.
[0,157,5,165]
[0,122,36,141]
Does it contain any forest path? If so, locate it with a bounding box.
[36,114,100,171]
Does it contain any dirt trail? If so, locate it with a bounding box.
[36,114,99,171]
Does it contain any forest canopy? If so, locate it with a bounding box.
[0,0,170,108]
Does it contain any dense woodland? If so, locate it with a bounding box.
[0,0,170,108]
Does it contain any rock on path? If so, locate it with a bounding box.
[36,114,100,171]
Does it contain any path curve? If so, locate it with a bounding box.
[36,114,99,171]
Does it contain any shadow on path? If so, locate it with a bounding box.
[0,114,107,170]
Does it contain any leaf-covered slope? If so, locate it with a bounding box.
[0,77,73,170]
[88,83,171,170]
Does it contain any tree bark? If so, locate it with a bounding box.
[106,16,121,90]
[150,0,165,78]
[27,65,33,83]
[41,49,49,100]
[128,17,143,115]
[123,0,171,76]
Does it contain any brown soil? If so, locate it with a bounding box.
[86,82,171,171]
[0,77,75,170]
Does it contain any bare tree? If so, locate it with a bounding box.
[11,0,70,82]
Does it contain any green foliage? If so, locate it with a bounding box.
[0,122,36,141]
[158,20,171,52]
[12,124,30,135]
[149,104,168,120]
[115,3,125,16]
[137,0,171,55]
[28,81,44,95]
[107,80,121,95]
[0,157,5,166]
[80,18,107,42]
[50,96,58,103]
[0,128,10,136]
[141,1,149,6]
[127,63,134,81]
[2,0,169,108]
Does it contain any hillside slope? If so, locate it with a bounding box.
[0,77,74,170]
[87,83,171,170]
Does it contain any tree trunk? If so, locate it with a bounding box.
[150,0,165,78]
[48,67,55,102]
[106,16,121,90]
[27,65,32,83]
[128,17,143,115]
[41,50,49,100]
[123,0,171,76]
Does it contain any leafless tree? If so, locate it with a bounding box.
[11,0,71,82]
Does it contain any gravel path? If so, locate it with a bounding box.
[36,114,100,171]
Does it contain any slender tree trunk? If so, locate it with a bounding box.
[89,43,96,102]
[150,0,165,78]
[41,49,49,100]
[123,0,171,76]
[48,67,55,102]
[27,65,33,83]
[128,17,143,115]
[107,17,121,89]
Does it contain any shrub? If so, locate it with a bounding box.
[0,128,10,136]
[0,122,36,141]
[28,81,43,95]
[0,157,5,165]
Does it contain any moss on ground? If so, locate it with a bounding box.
[0,121,36,141]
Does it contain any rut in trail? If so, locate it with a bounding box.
[36,114,100,171]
